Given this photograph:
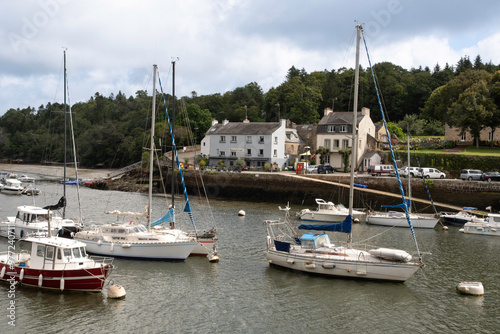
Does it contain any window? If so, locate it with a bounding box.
[461,133,466,142]
[340,125,347,132]
[274,136,278,144]
[247,149,251,155]
[37,244,45,257]
[273,149,277,157]
[324,139,331,149]
[220,151,226,157]
[247,136,252,143]
[342,139,349,149]
[324,155,330,164]
[45,246,54,260]
[259,136,265,143]
[231,151,236,157]
[333,140,339,149]
[259,149,264,156]
[220,135,226,143]
[489,132,493,141]
[327,125,335,132]
[231,136,237,143]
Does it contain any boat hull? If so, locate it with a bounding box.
[366,214,438,229]
[78,239,198,260]
[0,263,112,292]
[190,239,216,256]
[264,249,419,282]
[459,224,500,236]
[298,211,366,223]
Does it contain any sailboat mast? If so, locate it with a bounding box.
[171,60,176,214]
[349,25,361,216]
[63,49,67,218]
[148,64,157,231]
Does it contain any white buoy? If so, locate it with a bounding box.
[238,210,245,216]
[20,268,24,281]
[457,282,484,296]
[443,226,449,231]
[38,274,43,287]
[107,284,126,299]
[0,266,5,278]
[60,278,65,291]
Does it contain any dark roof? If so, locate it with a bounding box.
[208,122,281,135]
[318,112,365,126]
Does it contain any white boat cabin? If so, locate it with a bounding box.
[25,237,95,270]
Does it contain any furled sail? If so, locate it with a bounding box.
[298,215,352,234]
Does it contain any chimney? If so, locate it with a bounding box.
[222,119,229,125]
[361,107,370,117]
[324,107,333,117]
[211,119,218,126]
[243,118,250,123]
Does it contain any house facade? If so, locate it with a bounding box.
[316,107,376,170]
[444,124,500,143]
[201,119,288,169]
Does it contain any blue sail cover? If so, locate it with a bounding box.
[151,206,175,227]
[298,215,352,234]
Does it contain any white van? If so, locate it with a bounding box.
[400,166,422,178]
[421,168,446,179]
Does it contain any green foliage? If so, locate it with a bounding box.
[386,122,405,140]
[235,157,246,171]
[338,148,351,173]
[264,163,271,172]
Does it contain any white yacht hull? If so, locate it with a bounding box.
[366,213,438,229]
[78,239,198,260]
[265,248,419,282]
[298,210,366,223]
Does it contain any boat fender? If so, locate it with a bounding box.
[60,278,65,291]
[110,243,114,252]
[20,268,24,281]
[38,274,43,287]
[97,240,102,246]
[0,266,5,278]
[129,220,137,225]
[266,236,272,248]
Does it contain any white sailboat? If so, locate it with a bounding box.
[74,65,198,260]
[366,134,438,229]
[264,25,424,282]
[153,61,218,259]
[0,50,82,239]
[296,198,366,223]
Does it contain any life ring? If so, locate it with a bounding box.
[129,220,137,225]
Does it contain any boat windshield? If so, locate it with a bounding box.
[72,247,83,258]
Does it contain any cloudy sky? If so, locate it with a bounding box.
[1,0,500,116]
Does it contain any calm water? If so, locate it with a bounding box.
[1,173,500,333]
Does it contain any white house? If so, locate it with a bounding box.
[201,119,288,169]
[316,107,376,170]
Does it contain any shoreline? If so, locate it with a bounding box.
[0,163,115,180]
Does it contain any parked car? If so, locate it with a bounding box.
[400,166,422,178]
[460,169,483,181]
[368,164,395,176]
[420,168,446,179]
[481,171,500,182]
[317,165,334,174]
[306,165,318,173]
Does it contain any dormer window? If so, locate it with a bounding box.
[339,125,347,132]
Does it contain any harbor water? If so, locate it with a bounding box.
[1,174,499,333]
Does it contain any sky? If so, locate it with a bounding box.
[1,0,500,116]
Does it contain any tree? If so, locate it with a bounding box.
[398,114,425,135]
[448,81,494,147]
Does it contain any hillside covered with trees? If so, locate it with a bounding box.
[1,55,499,168]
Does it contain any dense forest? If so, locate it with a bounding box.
[1,55,499,168]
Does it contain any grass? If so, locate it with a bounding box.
[460,146,500,156]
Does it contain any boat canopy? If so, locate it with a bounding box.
[151,206,175,227]
[298,215,352,234]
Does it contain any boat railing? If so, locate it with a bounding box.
[89,256,115,266]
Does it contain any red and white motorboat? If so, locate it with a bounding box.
[0,235,114,292]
